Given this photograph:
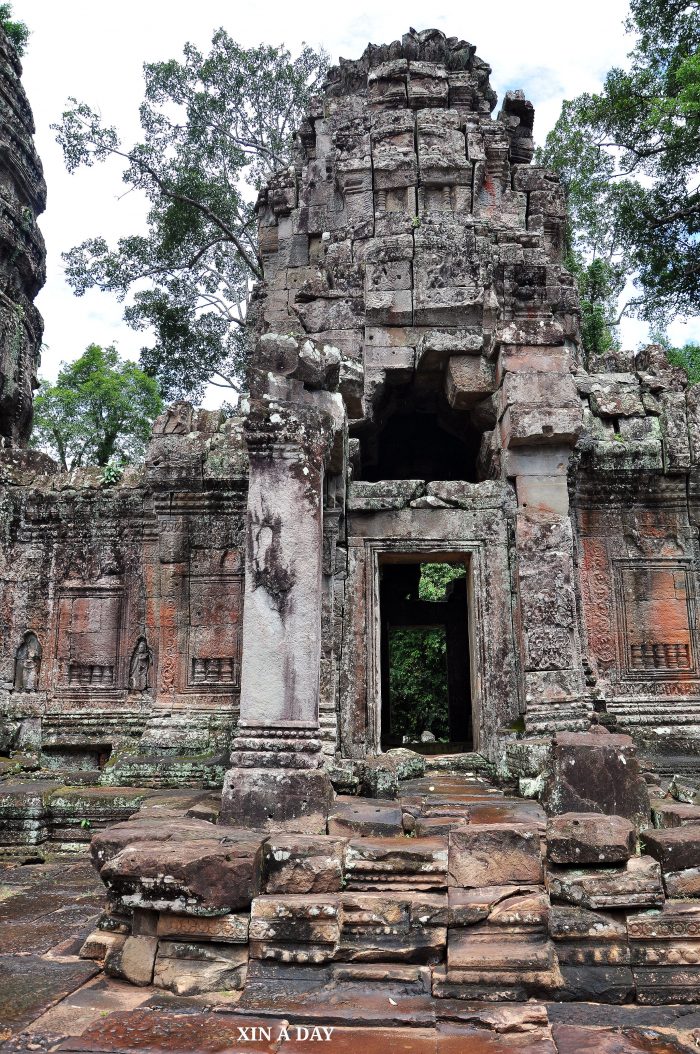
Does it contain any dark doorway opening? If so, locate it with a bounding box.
[360,412,482,482]
[380,560,471,753]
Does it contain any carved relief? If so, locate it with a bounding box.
[187,574,243,690]
[522,591,575,671]
[54,584,123,690]
[128,636,151,692]
[614,561,698,680]
[13,631,41,691]
[579,536,617,674]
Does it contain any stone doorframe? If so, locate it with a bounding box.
[341,494,520,761]
[361,539,491,756]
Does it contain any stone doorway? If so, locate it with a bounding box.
[379,559,472,753]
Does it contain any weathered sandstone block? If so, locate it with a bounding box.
[262,834,346,893]
[546,813,636,865]
[99,829,265,915]
[644,824,700,872]
[541,733,650,826]
[546,857,663,910]
[449,824,543,888]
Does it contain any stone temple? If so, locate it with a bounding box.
[5,26,700,1023]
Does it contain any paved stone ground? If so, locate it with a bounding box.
[3,855,700,1052]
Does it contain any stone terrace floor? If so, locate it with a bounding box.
[3,772,700,1052]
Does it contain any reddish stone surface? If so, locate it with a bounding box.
[644,825,700,872]
[100,831,265,914]
[449,824,543,888]
[546,813,636,865]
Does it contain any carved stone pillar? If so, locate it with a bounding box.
[500,343,591,732]
[220,399,334,832]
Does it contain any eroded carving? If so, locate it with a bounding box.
[128,637,151,692]
[13,631,41,691]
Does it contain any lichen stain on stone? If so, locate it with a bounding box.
[248,502,296,616]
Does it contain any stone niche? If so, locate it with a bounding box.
[616,563,697,678]
[186,573,243,691]
[54,582,124,691]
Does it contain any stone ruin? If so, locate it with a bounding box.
[4,26,700,1010]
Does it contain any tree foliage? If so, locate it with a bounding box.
[647,325,700,385]
[0,4,28,55]
[537,0,700,354]
[389,627,450,742]
[388,564,466,742]
[32,345,163,470]
[53,33,329,401]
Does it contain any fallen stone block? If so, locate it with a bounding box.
[541,732,650,827]
[99,829,265,915]
[220,767,333,835]
[345,836,448,890]
[248,894,340,963]
[153,940,248,995]
[90,816,222,870]
[546,813,636,865]
[650,799,700,828]
[414,815,467,837]
[156,913,249,943]
[448,925,555,972]
[546,856,663,909]
[488,889,549,929]
[449,885,525,926]
[628,902,700,1003]
[448,824,542,888]
[548,904,631,1001]
[79,929,127,962]
[644,823,700,872]
[439,925,563,999]
[549,905,627,944]
[663,867,700,898]
[335,890,446,963]
[328,800,403,837]
[554,964,635,1004]
[262,833,346,894]
[104,934,158,986]
[331,962,431,990]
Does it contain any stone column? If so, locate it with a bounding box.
[499,342,591,733]
[220,399,334,832]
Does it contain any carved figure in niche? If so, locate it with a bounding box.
[128,637,151,692]
[14,631,41,691]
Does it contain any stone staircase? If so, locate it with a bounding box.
[78,754,700,1007]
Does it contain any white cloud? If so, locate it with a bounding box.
[14,0,647,397]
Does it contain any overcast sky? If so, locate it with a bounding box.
[14,0,700,400]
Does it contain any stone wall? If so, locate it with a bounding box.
[2,27,700,810]
[0,407,249,785]
[0,26,45,445]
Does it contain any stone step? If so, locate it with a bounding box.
[100,751,228,789]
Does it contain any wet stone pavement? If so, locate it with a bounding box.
[2,854,700,1051]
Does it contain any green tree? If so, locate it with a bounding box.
[537,0,700,349]
[32,344,163,470]
[389,627,450,742]
[668,344,700,385]
[53,33,328,402]
[388,564,466,742]
[0,4,29,55]
[647,325,700,385]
